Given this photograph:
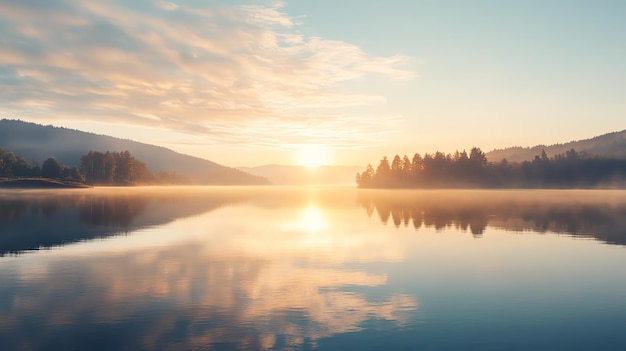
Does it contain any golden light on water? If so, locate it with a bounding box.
[283,206,328,233]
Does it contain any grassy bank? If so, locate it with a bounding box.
[0,178,91,189]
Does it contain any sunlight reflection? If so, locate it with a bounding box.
[283,206,328,233]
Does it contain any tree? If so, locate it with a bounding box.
[104,152,116,183]
[391,155,403,173]
[390,155,403,185]
[374,157,391,186]
[81,151,117,184]
[80,150,154,185]
[356,164,375,188]
[81,151,104,184]
[402,155,412,183]
[114,150,133,184]
[62,166,85,182]
[565,148,579,160]
[41,157,63,179]
[469,147,487,168]
[12,156,30,177]
[1,149,17,176]
[411,153,423,183]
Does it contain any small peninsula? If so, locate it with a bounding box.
[0,178,91,189]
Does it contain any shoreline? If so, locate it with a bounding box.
[0,178,91,189]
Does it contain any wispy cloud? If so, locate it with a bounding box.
[0,0,414,149]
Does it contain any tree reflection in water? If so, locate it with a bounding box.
[358,189,626,244]
[0,188,252,255]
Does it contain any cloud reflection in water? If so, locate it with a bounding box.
[0,188,417,351]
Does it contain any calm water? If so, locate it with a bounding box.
[1,187,626,350]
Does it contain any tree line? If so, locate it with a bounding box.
[80,150,188,185]
[356,147,626,188]
[1,148,83,181]
[1,148,186,185]
[80,150,151,185]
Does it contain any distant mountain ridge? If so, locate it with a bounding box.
[486,129,626,163]
[0,119,267,185]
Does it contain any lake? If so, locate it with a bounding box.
[1,187,626,350]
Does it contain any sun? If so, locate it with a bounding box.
[296,144,330,168]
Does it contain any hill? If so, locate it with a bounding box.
[486,129,626,163]
[0,119,267,185]
[238,164,363,186]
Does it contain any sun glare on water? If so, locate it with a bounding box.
[282,206,328,234]
[296,144,330,168]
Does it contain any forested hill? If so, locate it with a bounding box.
[0,119,267,185]
[486,129,626,163]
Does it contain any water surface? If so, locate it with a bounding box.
[1,187,625,350]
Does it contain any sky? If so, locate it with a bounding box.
[1,0,625,167]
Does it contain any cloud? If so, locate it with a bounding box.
[0,0,415,149]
